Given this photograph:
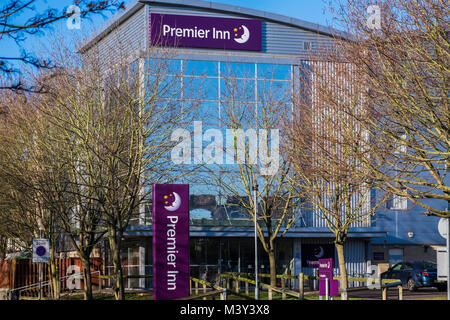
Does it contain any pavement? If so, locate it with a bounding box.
[348,287,447,300]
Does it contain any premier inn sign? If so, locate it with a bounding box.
[153,184,190,300]
[150,13,262,51]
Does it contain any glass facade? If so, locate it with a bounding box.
[115,237,294,289]
[141,58,294,227]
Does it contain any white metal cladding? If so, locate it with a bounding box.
[147,4,335,57]
[296,60,372,229]
[87,5,147,68]
[296,238,368,288]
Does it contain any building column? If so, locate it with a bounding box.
[293,239,302,289]
[139,240,146,289]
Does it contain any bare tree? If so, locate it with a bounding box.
[325,0,449,217]
[282,60,389,299]
[0,90,64,299]
[208,66,302,287]
[0,0,126,91]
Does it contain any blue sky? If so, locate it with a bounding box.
[1,0,336,77]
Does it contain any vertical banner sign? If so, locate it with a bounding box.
[153,184,190,300]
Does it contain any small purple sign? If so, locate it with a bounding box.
[319,279,339,297]
[150,13,262,51]
[318,258,333,279]
[153,184,190,300]
[318,258,339,297]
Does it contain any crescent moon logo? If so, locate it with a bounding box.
[234,25,250,44]
[164,192,182,212]
[314,246,325,259]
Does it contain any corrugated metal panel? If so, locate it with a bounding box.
[90,5,146,69]
[297,60,372,229]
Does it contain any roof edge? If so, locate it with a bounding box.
[140,0,348,38]
[81,0,349,52]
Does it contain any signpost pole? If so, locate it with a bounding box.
[447,217,450,300]
[253,184,259,300]
[38,229,42,300]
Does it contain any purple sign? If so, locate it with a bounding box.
[319,279,339,297]
[150,13,262,51]
[318,258,333,279]
[318,258,339,297]
[301,244,335,268]
[153,184,190,300]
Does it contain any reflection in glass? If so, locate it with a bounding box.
[184,60,219,77]
[183,77,219,101]
[220,62,255,79]
[257,63,291,80]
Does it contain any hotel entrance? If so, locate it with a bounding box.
[189,237,293,284]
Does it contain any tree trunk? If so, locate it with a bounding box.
[268,250,277,288]
[335,242,348,300]
[48,247,60,299]
[81,255,93,300]
[108,230,125,300]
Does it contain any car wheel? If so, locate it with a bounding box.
[407,278,417,292]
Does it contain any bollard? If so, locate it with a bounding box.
[195,280,199,295]
[398,285,403,300]
[268,287,273,300]
[203,283,207,294]
[382,286,387,300]
[282,278,286,300]
[235,279,239,294]
[299,273,304,300]
[245,281,249,296]
[341,288,347,301]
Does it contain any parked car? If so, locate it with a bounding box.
[380,261,447,292]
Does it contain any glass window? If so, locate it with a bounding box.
[189,184,219,219]
[416,261,437,270]
[219,101,257,127]
[403,263,414,270]
[192,101,220,125]
[257,63,291,80]
[147,75,181,99]
[220,78,255,102]
[220,62,255,79]
[183,76,218,101]
[184,60,218,77]
[146,58,182,76]
[392,263,403,271]
[257,80,291,102]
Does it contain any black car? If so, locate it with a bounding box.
[380,261,447,292]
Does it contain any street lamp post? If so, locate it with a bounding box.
[38,228,43,300]
[253,184,259,300]
[447,217,450,300]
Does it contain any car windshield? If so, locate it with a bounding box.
[415,261,436,269]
